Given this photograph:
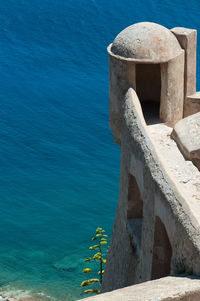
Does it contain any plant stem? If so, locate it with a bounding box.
[99,243,103,285]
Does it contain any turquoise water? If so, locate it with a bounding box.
[0,0,200,300]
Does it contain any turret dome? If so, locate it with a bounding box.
[110,22,182,63]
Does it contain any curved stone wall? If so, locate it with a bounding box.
[102,88,200,292]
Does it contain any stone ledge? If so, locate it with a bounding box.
[79,276,200,301]
[171,112,200,171]
[184,92,200,117]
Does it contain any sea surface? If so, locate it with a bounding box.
[0,0,200,300]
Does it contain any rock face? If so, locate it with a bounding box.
[172,112,200,170]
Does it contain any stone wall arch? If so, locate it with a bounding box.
[127,174,143,219]
[151,216,172,280]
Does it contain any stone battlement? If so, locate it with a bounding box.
[78,22,200,300]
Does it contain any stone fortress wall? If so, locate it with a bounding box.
[79,22,200,300]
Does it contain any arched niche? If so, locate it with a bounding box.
[136,63,161,125]
[127,174,143,252]
[127,174,143,219]
[151,216,172,280]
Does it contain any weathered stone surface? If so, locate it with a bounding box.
[160,51,184,125]
[148,123,200,221]
[108,22,185,142]
[171,27,197,98]
[108,53,136,145]
[172,112,200,170]
[80,276,200,301]
[184,92,200,117]
[111,22,182,62]
[102,88,200,294]
[105,21,200,301]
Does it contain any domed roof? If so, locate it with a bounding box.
[110,22,182,63]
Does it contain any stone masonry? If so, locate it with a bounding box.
[78,22,200,300]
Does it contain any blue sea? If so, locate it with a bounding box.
[0,0,200,300]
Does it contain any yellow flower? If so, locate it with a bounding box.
[84,257,91,262]
[100,241,107,245]
[81,279,99,287]
[82,268,92,273]
[89,245,100,250]
[84,289,100,294]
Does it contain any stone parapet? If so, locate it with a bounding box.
[184,92,200,117]
[79,276,200,301]
[172,112,200,171]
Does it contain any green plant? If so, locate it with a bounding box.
[81,227,108,295]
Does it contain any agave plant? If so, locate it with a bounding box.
[81,227,108,294]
